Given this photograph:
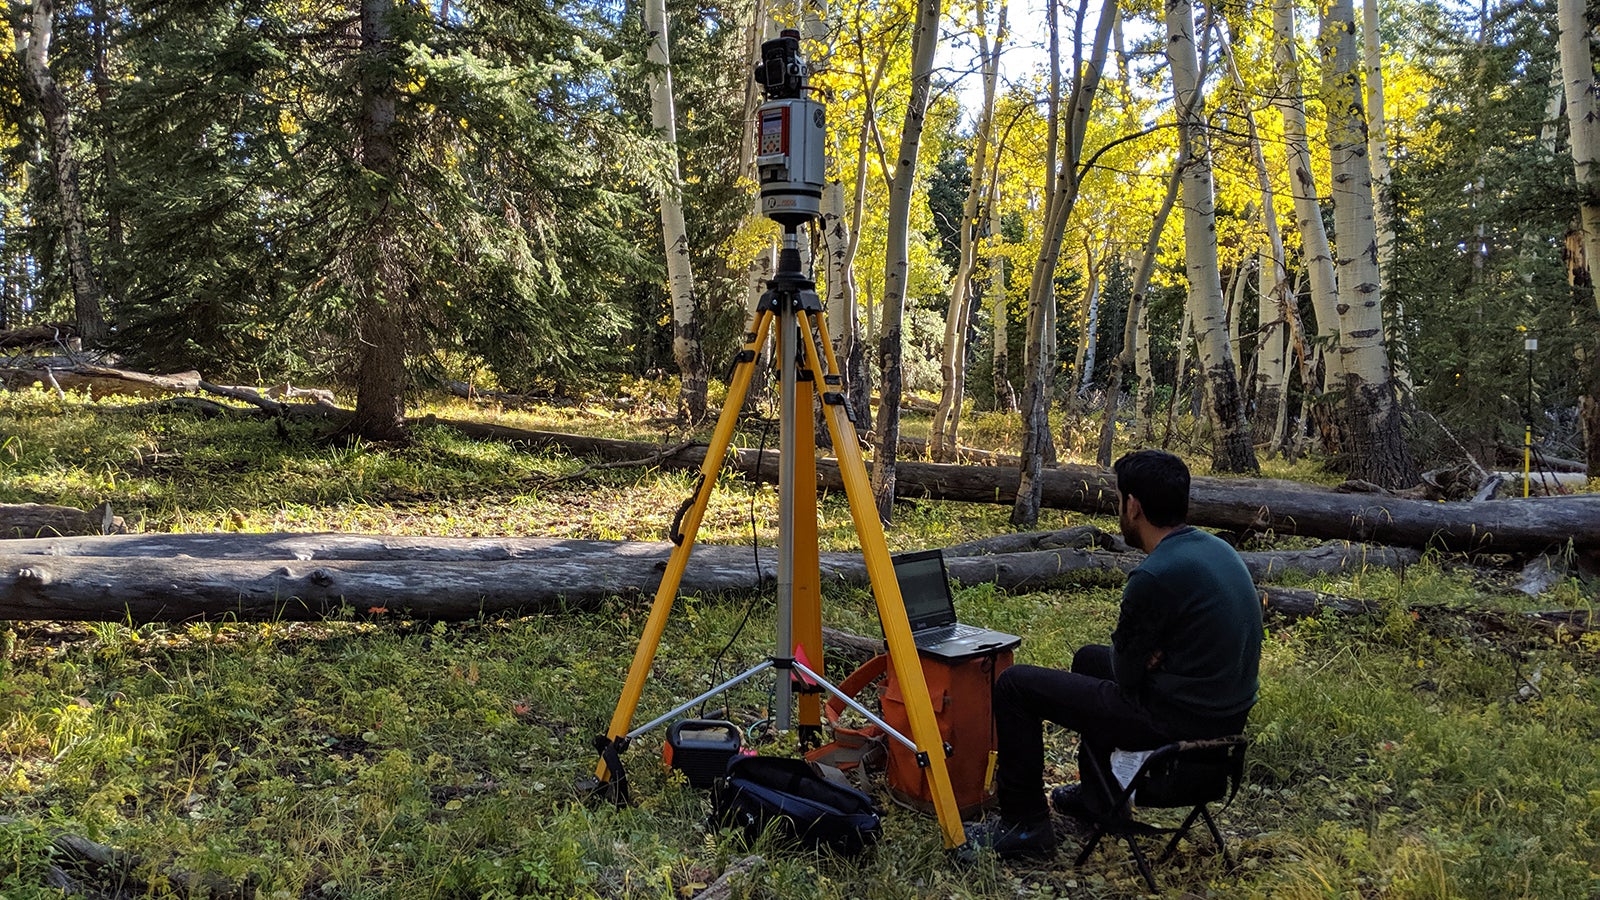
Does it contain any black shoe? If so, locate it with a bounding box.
[960,816,1058,860]
[1049,783,1098,821]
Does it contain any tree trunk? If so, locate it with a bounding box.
[1256,242,1289,449]
[1362,0,1408,390]
[1134,277,1154,440]
[1097,167,1181,466]
[1166,0,1257,474]
[1559,0,1600,474]
[1058,251,1100,455]
[1221,24,1295,451]
[871,0,942,521]
[840,59,887,431]
[1163,303,1193,447]
[1584,354,1600,473]
[350,0,408,442]
[644,0,706,423]
[12,0,109,345]
[1076,253,1101,397]
[991,236,1016,413]
[1012,0,1118,527]
[931,0,1004,462]
[1324,0,1417,488]
[1273,0,1342,414]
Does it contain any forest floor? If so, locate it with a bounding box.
[1,384,1597,899]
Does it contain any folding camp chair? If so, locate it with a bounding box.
[1073,735,1249,891]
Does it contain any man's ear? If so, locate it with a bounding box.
[1123,494,1143,523]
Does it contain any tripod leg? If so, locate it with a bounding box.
[793,369,824,745]
[594,310,775,782]
[798,310,967,850]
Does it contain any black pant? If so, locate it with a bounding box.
[992,645,1244,823]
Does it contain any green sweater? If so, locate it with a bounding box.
[1110,527,1262,730]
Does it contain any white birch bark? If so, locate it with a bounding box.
[644,0,705,421]
[1166,0,1257,472]
[1324,0,1416,488]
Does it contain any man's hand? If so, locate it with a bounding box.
[1146,649,1163,671]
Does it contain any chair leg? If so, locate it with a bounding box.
[1124,835,1159,893]
[1201,805,1233,868]
[1158,804,1206,863]
[1074,827,1107,867]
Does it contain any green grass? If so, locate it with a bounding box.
[1,388,1598,898]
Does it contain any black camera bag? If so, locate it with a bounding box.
[711,755,882,855]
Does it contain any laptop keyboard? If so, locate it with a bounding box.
[916,623,987,644]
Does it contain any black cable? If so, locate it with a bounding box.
[699,414,776,718]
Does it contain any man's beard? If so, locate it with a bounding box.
[1120,506,1139,550]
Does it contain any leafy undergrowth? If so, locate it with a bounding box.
[1,389,1598,898]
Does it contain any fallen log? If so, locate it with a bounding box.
[942,525,1131,556]
[691,855,765,900]
[0,502,125,538]
[0,364,202,397]
[425,423,1592,555]
[0,815,249,899]
[0,533,1421,622]
[0,323,78,349]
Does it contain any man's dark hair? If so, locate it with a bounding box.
[1113,450,1190,527]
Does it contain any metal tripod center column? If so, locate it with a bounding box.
[773,228,804,732]
[771,224,819,730]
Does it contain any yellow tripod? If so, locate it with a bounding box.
[591,228,968,850]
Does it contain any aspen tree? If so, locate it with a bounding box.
[644,0,705,421]
[1010,0,1118,527]
[1166,0,1257,473]
[1324,0,1417,487]
[871,0,943,521]
[931,0,1006,462]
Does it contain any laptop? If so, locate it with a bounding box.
[892,549,1021,661]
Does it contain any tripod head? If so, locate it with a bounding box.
[755,29,826,229]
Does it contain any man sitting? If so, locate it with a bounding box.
[966,449,1262,858]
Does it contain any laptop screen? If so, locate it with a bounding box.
[892,551,957,631]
